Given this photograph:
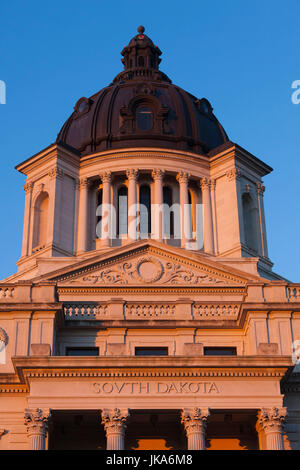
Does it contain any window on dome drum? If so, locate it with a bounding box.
[137,106,153,131]
[117,186,128,236]
[139,184,151,237]
[163,186,174,237]
[66,347,99,356]
[138,56,145,67]
[204,347,237,356]
[96,188,103,238]
[135,347,168,356]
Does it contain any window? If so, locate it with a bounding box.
[32,192,49,249]
[117,186,128,236]
[135,347,168,356]
[242,193,258,252]
[96,188,103,238]
[66,347,99,356]
[138,56,145,67]
[163,186,174,237]
[137,107,153,131]
[139,184,151,237]
[204,347,237,356]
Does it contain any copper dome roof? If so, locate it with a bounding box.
[56,27,229,156]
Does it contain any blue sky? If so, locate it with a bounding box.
[0,0,299,281]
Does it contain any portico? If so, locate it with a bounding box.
[10,355,291,450]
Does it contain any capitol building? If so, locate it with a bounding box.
[0,27,299,451]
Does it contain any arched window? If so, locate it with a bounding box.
[242,193,258,252]
[117,186,128,236]
[163,186,174,238]
[96,189,103,238]
[32,192,49,249]
[139,184,151,238]
[138,56,145,67]
[188,190,194,239]
[137,106,153,131]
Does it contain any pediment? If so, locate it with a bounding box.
[46,242,253,287]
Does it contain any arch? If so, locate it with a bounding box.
[139,184,151,238]
[242,193,258,252]
[163,185,174,238]
[117,186,128,236]
[138,56,145,67]
[32,191,49,249]
[96,188,103,238]
[188,189,194,239]
[136,106,153,131]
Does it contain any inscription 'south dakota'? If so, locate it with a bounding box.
[92,381,219,394]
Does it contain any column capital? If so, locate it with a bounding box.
[152,168,165,181]
[176,171,190,184]
[200,177,214,190]
[79,177,91,188]
[48,166,64,180]
[101,408,130,434]
[23,181,34,193]
[226,168,241,181]
[256,182,266,196]
[181,407,210,433]
[126,169,139,181]
[257,407,287,433]
[24,408,51,435]
[100,171,112,184]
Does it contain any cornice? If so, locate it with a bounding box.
[10,355,293,383]
[44,243,252,285]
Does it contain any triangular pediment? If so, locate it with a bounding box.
[40,241,259,287]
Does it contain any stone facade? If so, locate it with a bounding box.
[0,28,299,451]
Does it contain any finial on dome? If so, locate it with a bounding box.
[137,25,145,35]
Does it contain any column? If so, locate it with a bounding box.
[77,177,89,253]
[181,407,210,450]
[101,408,130,450]
[256,182,268,258]
[126,169,139,241]
[257,407,287,450]
[24,408,51,450]
[200,178,214,254]
[151,169,164,242]
[210,179,219,254]
[99,171,112,246]
[176,171,190,249]
[21,182,34,257]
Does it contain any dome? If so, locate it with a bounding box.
[56,27,229,156]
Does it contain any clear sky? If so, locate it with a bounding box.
[0,0,299,281]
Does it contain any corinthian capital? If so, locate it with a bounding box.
[24,182,34,193]
[256,182,266,195]
[176,171,190,185]
[226,168,241,181]
[181,407,210,433]
[101,408,130,434]
[126,169,139,181]
[151,169,165,181]
[48,167,64,180]
[100,171,112,184]
[24,408,51,435]
[200,177,213,190]
[257,407,287,433]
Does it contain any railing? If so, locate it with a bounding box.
[124,303,176,319]
[192,303,240,320]
[63,303,107,320]
[287,285,300,301]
